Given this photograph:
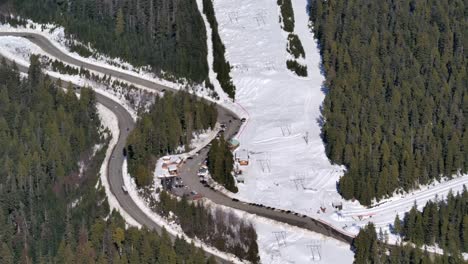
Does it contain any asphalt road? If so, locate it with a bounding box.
[5,58,164,230]
[0,32,353,245]
[4,58,237,264]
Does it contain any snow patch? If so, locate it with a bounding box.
[122,160,245,264]
[211,0,468,243]
[96,103,141,228]
[0,36,141,120]
[203,200,354,264]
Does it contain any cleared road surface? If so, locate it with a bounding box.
[0,32,354,245]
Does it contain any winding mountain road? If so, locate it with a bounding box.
[0,32,354,248]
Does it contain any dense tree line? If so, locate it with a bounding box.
[353,223,464,264]
[41,56,154,112]
[157,191,260,263]
[207,136,237,192]
[0,57,213,263]
[287,33,305,59]
[277,0,294,33]
[286,59,308,77]
[0,56,100,262]
[277,0,307,77]
[393,188,468,256]
[202,0,236,98]
[3,0,209,83]
[310,0,467,205]
[127,91,218,187]
[50,211,214,264]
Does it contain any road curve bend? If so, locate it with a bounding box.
[0,32,354,245]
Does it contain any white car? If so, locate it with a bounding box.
[121,185,128,194]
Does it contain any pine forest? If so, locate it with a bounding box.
[126,91,218,187]
[310,0,467,205]
[3,0,209,83]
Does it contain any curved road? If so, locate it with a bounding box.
[0,32,354,245]
[5,59,164,231]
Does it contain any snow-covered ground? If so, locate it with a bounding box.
[3,8,467,262]
[96,103,141,228]
[0,14,352,263]
[211,0,346,227]
[203,200,353,264]
[0,19,182,88]
[211,0,468,242]
[0,20,250,115]
[122,160,245,264]
[0,35,143,119]
[0,34,147,228]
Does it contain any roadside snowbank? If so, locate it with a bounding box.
[122,160,244,264]
[0,19,248,117]
[203,200,353,264]
[0,35,144,228]
[96,104,141,228]
[0,35,140,119]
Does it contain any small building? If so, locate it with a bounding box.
[170,156,182,164]
[157,173,177,190]
[162,155,182,169]
[168,165,178,176]
[235,149,249,166]
[229,138,240,150]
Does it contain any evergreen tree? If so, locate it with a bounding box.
[127,91,217,187]
[310,0,467,205]
[398,189,467,256]
[393,214,402,235]
[4,0,210,83]
[155,192,259,261]
[0,58,209,263]
[207,136,238,192]
[114,8,125,36]
[202,0,236,98]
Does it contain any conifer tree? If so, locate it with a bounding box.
[115,8,125,36]
[310,0,467,205]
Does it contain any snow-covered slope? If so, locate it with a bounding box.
[211,0,468,243]
[211,0,344,219]
[201,0,355,262]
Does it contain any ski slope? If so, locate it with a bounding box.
[0,19,352,263]
[2,7,467,261]
[211,0,468,241]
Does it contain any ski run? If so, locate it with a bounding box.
[1,1,467,262]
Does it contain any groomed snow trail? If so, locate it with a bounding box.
[212,0,468,243]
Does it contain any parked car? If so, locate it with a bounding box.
[121,185,128,194]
